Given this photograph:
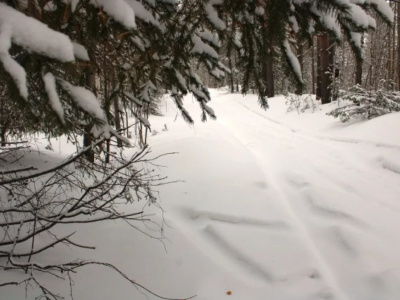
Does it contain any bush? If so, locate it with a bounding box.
[0,141,178,299]
[328,81,400,122]
[285,93,316,114]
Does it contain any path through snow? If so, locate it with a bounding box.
[149,90,400,300]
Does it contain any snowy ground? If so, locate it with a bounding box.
[2,90,400,300]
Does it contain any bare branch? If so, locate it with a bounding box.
[0,166,37,175]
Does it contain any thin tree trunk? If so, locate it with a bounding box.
[1,121,9,147]
[388,23,392,81]
[397,2,400,89]
[355,57,363,85]
[227,44,235,93]
[265,41,275,98]
[0,97,7,146]
[316,35,322,100]
[113,98,122,148]
[266,57,275,97]
[234,50,239,92]
[329,38,337,101]
[295,40,304,95]
[355,34,364,86]
[103,47,111,164]
[319,33,332,104]
[392,9,396,81]
[83,48,96,163]
[311,38,315,95]
[364,64,372,89]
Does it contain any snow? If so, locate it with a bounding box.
[59,81,105,123]
[124,91,143,106]
[109,127,131,146]
[131,36,145,51]
[89,0,136,29]
[350,31,363,49]
[175,69,188,91]
[0,4,75,62]
[365,0,394,23]
[191,35,219,59]
[2,90,400,300]
[59,80,110,138]
[197,29,221,47]
[0,26,28,100]
[135,114,151,128]
[283,40,303,83]
[289,16,299,33]
[125,0,163,30]
[294,0,393,34]
[204,0,226,31]
[310,4,342,39]
[140,80,157,103]
[42,72,65,124]
[0,4,78,99]
[72,42,90,61]
[255,6,265,17]
[346,3,370,28]
[61,0,80,12]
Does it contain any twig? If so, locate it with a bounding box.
[0,166,37,175]
[0,139,107,185]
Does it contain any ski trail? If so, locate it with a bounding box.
[266,173,349,300]
[152,92,400,299]
[218,127,349,299]
[208,96,381,300]
[232,97,400,213]
[201,128,348,298]
[238,101,400,151]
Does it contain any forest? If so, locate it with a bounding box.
[1,1,400,300]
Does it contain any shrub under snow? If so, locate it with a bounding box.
[328,81,400,122]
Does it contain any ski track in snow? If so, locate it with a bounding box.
[213,100,352,300]
[238,101,400,152]
[155,91,400,300]
[186,208,289,229]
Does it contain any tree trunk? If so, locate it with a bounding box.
[397,2,400,89]
[354,34,364,86]
[355,57,363,85]
[388,23,393,81]
[227,40,235,93]
[316,35,322,100]
[234,50,239,92]
[0,97,7,146]
[264,41,275,98]
[113,98,122,148]
[318,33,333,104]
[311,38,315,95]
[329,38,337,101]
[266,56,275,97]
[0,121,9,147]
[295,40,304,95]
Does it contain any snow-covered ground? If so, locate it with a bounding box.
[2,90,400,300]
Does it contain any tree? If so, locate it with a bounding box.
[317,33,335,104]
